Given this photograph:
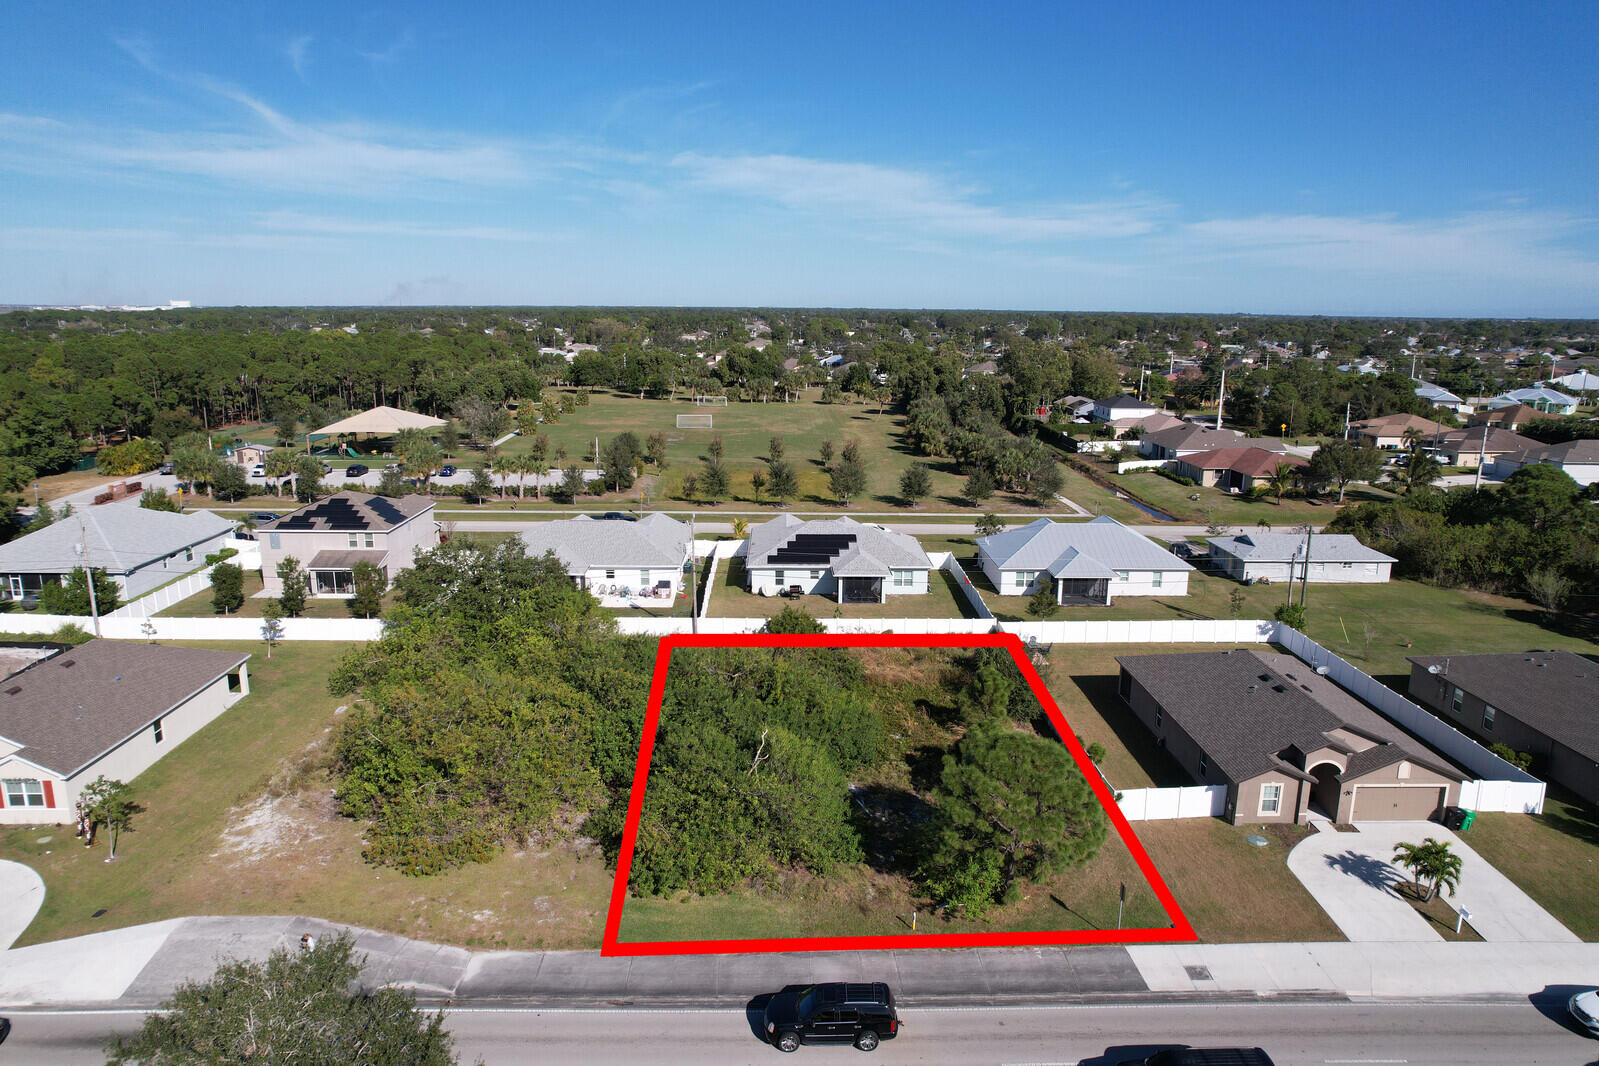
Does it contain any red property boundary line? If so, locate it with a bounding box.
[601,632,1197,956]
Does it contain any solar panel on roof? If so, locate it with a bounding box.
[366,497,406,525]
[765,532,856,564]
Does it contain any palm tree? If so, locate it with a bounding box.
[1392,837,1462,902]
[484,451,508,500]
[264,449,297,497]
[732,518,749,539]
[1400,426,1425,455]
[1268,462,1297,504]
[511,452,532,499]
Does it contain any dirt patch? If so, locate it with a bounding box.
[214,789,339,865]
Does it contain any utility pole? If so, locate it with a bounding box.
[688,513,699,634]
[1298,528,1313,608]
[1473,426,1488,490]
[1214,366,1227,430]
[75,518,101,638]
[1343,401,1351,441]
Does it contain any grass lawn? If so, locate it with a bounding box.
[33,468,130,505]
[706,558,981,619]
[1133,819,1345,943]
[1461,790,1599,942]
[0,640,616,950]
[492,388,1058,515]
[1396,881,1482,941]
[153,570,399,619]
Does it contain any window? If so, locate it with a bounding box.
[810,570,822,580]
[1114,569,1130,581]
[1451,687,1463,714]
[1259,782,1283,815]
[892,569,914,588]
[3,779,44,807]
[774,569,785,584]
[268,533,280,550]
[1198,755,1207,778]
[1015,570,1036,589]
[183,548,193,562]
[7,576,21,599]
[348,532,359,548]
[152,718,163,743]
[1482,704,1496,731]
[1151,570,1163,588]
[604,569,616,580]
[1342,562,1353,570]
[639,571,648,586]
[365,533,375,548]
[1154,707,1163,729]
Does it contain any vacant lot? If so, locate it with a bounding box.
[1464,791,1599,942]
[0,640,614,950]
[706,558,980,619]
[495,389,1058,514]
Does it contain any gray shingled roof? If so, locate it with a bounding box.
[745,515,931,572]
[1142,424,1275,453]
[1119,649,1461,784]
[1097,395,1156,411]
[1207,533,1395,565]
[0,639,249,777]
[517,513,690,575]
[1408,650,1599,763]
[978,516,1194,575]
[0,502,234,577]
[1511,439,1599,465]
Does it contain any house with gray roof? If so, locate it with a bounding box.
[0,502,234,605]
[1491,438,1599,487]
[1206,533,1394,585]
[257,492,436,597]
[1139,423,1287,461]
[976,516,1193,605]
[1091,395,1159,423]
[743,515,931,603]
[0,640,250,824]
[518,514,692,601]
[1414,381,1472,414]
[1487,386,1579,415]
[1118,649,1462,825]
[1407,650,1599,805]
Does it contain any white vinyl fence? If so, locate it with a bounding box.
[1004,618,1276,645]
[939,552,994,620]
[0,613,383,642]
[109,548,263,619]
[1273,624,1545,814]
[1116,785,1227,821]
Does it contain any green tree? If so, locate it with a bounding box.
[467,465,494,503]
[899,463,932,506]
[1026,584,1058,619]
[829,456,866,505]
[959,662,1017,720]
[765,605,826,634]
[350,560,386,618]
[963,467,996,506]
[707,434,725,460]
[1274,601,1308,629]
[1392,837,1463,902]
[818,439,834,467]
[699,458,731,501]
[81,776,140,860]
[211,461,249,502]
[767,459,798,504]
[261,600,284,658]
[292,455,325,503]
[646,431,668,469]
[554,465,586,503]
[749,468,767,500]
[975,512,1007,538]
[39,566,121,614]
[210,561,245,614]
[1305,440,1384,503]
[1267,461,1298,504]
[264,448,298,497]
[139,487,183,512]
[105,933,462,1066]
[927,722,1108,904]
[277,556,308,617]
[768,434,785,462]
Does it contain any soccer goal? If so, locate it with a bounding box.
[676,413,714,429]
[692,395,728,406]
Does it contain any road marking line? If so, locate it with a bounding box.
[1325,1060,1409,1063]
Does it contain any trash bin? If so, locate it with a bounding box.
[1459,809,1476,831]
[1441,806,1466,830]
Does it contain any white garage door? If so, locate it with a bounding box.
[1351,785,1445,821]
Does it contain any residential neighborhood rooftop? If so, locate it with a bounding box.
[1206,532,1395,564]
[746,515,930,574]
[1408,650,1599,763]
[0,640,249,777]
[1180,446,1306,478]
[261,492,433,533]
[518,513,691,575]
[0,503,234,576]
[978,515,1193,574]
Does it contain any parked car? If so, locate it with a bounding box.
[438,464,457,477]
[598,511,637,522]
[763,982,899,1053]
[249,464,265,477]
[1115,1049,1276,1066]
[1570,989,1599,1034]
[246,512,281,524]
[159,461,174,475]
[345,464,369,477]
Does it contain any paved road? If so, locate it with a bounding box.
[5,999,1595,1065]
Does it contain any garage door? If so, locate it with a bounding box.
[1351,785,1445,821]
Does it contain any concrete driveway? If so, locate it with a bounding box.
[0,858,45,949]
[1286,821,1577,943]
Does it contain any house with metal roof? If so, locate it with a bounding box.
[1487,386,1579,415]
[518,514,692,602]
[1407,651,1599,805]
[1206,532,1394,585]
[0,640,250,824]
[1413,381,1472,413]
[976,516,1193,606]
[743,515,932,603]
[256,492,436,597]
[1118,649,1462,824]
[1491,438,1599,487]
[1090,395,1159,423]
[0,502,235,605]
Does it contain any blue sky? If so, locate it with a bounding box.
[2,1,1597,314]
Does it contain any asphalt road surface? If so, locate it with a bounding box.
[4,999,1595,1065]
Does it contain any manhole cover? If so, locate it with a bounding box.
[1245,834,1269,847]
[1184,965,1213,981]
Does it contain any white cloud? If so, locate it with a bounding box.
[286,34,313,80]
[255,209,546,242]
[671,152,1166,242]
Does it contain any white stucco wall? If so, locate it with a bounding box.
[983,552,1190,600]
[259,511,436,595]
[747,567,928,597]
[0,664,249,824]
[582,565,682,594]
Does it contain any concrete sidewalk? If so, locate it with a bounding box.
[0,859,45,950]
[3,914,1597,1009]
